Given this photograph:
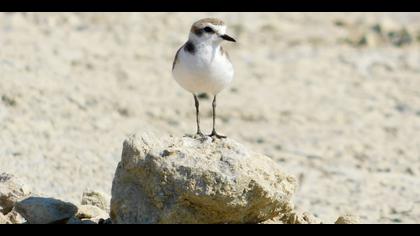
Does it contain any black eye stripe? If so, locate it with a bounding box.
[203,27,214,33]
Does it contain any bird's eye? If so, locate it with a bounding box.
[203,27,214,33]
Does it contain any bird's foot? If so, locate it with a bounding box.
[189,131,207,140]
[185,133,208,142]
[209,131,227,139]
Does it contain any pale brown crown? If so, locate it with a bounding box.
[190,18,225,34]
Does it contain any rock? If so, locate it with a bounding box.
[279,211,323,224]
[76,205,108,221]
[66,204,109,224]
[335,214,360,224]
[110,133,297,224]
[5,209,26,224]
[67,216,98,224]
[15,197,78,224]
[0,173,32,214]
[98,218,112,224]
[0,213,10,224]
[66,216,83,224]
[79,219,98,224]
[260,218,284,224]
[81,190,109,212]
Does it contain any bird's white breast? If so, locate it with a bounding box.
[173,44,234,95]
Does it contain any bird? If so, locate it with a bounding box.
[172,18,236,139]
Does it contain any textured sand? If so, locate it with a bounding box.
[1,12,419,223]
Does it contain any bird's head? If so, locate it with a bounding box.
[188,18,236,45]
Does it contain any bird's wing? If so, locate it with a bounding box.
[172,44,184,71]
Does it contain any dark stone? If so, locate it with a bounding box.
[15,197,78,224]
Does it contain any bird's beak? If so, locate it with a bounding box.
[220,34,236,42]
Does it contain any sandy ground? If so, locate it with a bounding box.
[1,12,420,223]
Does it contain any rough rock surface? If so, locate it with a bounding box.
[15,196,78,224]
[0,173,31,214]
[263,210,323,224]
[67,216,96,224]
[335,214,360,224]
[0,213,10,224]
[110,133,297,224]
[81,190,110,212]
[279,211,323,224]
[4,210,26,224]
[76,205,108,221]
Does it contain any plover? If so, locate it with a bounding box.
[172,18,236,139]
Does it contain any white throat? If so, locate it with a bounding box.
[188,34,223,49]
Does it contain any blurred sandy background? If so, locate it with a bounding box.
[0,12,419,223]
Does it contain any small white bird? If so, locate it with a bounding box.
[172,18,236,139]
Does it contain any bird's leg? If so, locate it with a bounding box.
[209,95,227,139]
[193,94,204,137]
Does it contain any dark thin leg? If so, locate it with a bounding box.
[209,95,226,139]
[193,94,204,137]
